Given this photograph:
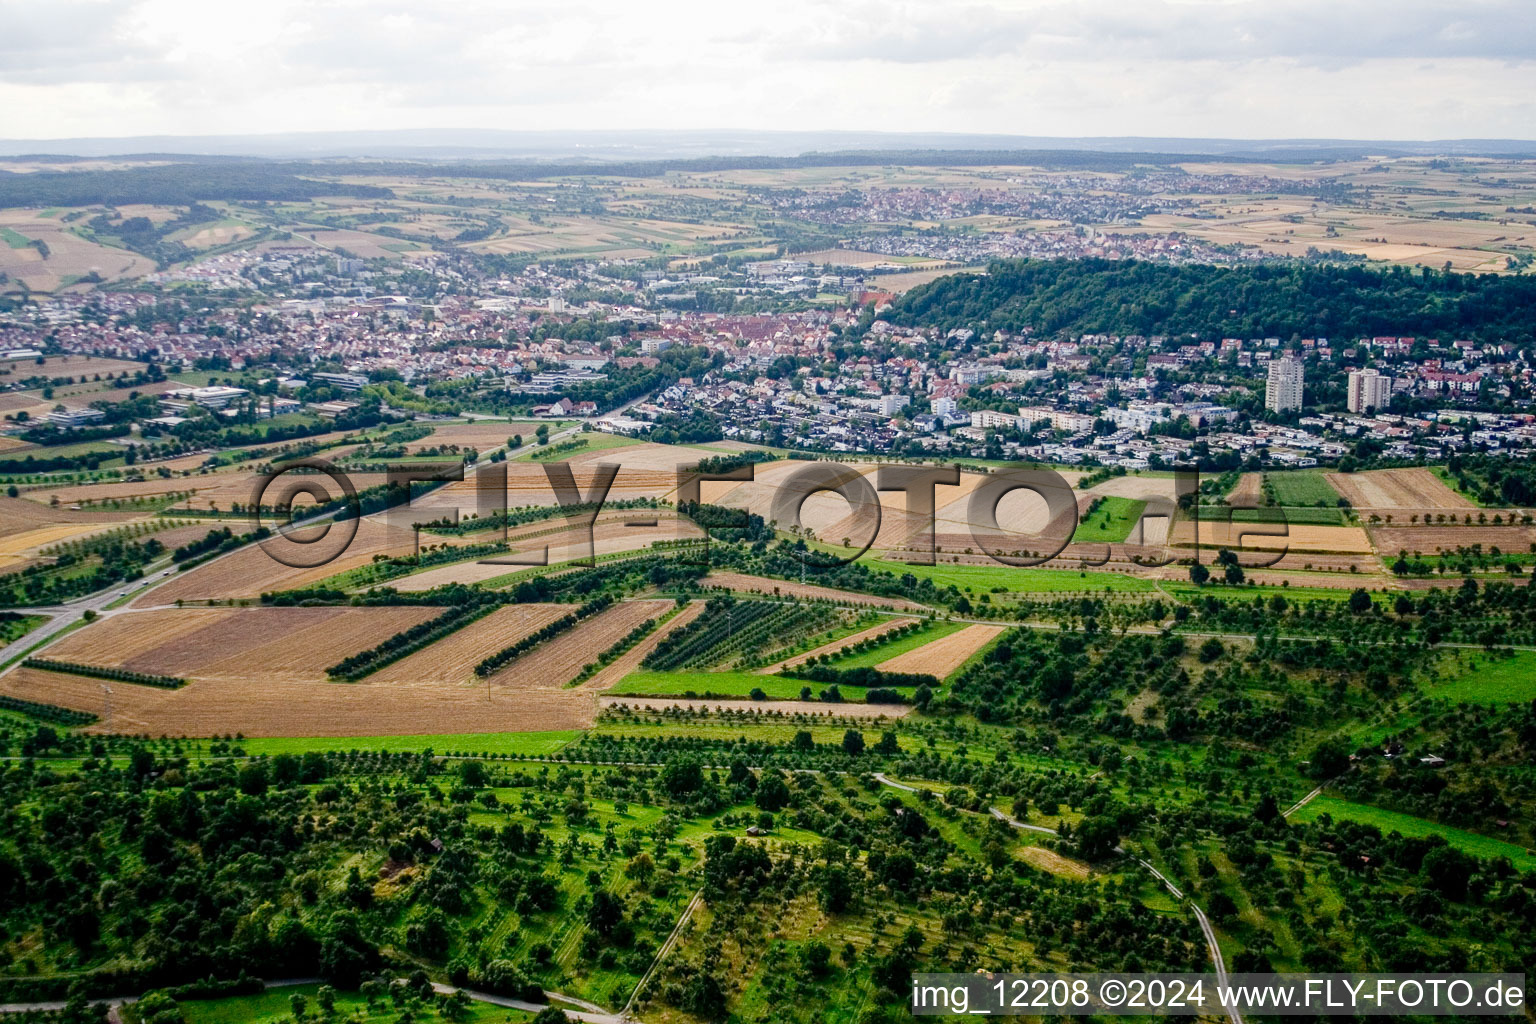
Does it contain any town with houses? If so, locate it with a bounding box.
[1,242,1531,477]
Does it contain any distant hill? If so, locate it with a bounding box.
[1,128,1533,161]
[880,258,1536,347]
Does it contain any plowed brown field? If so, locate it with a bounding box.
[0,603,610,736]
[1,664,598,737]
[1369,523,1536,556]
[1169,520,1373,553]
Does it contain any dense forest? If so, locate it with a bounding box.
[0,165,391,209]
[882,258,1536,346]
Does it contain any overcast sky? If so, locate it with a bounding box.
[2,0,1534,143]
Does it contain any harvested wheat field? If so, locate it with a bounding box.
[403,421,553,453]
[386,560,525,592]
[412,462,681,519]
[1369,523,1536,557]
[925,474,1087,556]
[877,623,1005,678]
[0,522,122,567]
[583,600,707,690]
[41,607,236,664]
[709,461,1005,551]
[138,518,423,604]
[1,662,599,737]
[0,392,47,413]
[704,572,931,611]
[534,517,702,563]
[41,605,438,681]
[1169,520,1373,553]
[598,695,911,719]
[1326,468,1475,510]
[487,599,673,689]
[368,603,575,684]
[0,353,146,379]
[167,471,395,514]
[762,617,920,673]
[0,495,141,540]
[389,514,702,592]
[24,475,236,508]
[1081,474,1178,503]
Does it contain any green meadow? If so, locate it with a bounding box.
[1291,796,1536,871]
[238,730,581,757]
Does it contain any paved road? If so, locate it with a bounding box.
[621,889,704,1020]
[0,569,171,673]
[0,978,322,1015]
[429,983,622,1024]
[1284,785,1325,818]
[0,976,620,1023]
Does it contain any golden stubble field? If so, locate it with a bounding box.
[485,599,673,689]
[876,623,1006,677]
[0,601,635,736]
[137,517,424,603]
[1325,468,1476,511]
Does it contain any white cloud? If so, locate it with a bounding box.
[0,0,1532,142]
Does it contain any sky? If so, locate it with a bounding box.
[1,0,1534,143]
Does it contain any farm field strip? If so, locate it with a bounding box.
[599,693,913,717]
[824,620,967,670]
[1326,468,1477,511]
[582,600,705,690]
[366,603,576,685]
[875,623,1007,678]
[703,571,933,609]
[486,599,673,689]
[759,616,921,673]
[861,558,1157,593]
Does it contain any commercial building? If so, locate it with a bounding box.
[161,386,248,410]
[47,407,107,428]
[312,372,369,392]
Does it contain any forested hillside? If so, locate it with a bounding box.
[882,259,1536,345]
